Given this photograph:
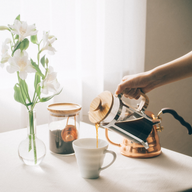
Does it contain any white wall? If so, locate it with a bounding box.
[0,0,147,133]
[145,0,192,156]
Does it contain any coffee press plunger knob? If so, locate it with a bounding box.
[90,97,102,111]
[89,91,113,124]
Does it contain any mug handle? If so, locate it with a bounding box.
[100,149,116,171]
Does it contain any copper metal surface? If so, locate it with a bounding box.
[105,113,162,158]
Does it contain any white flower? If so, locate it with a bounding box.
[7,49,36,80]
[41,31,56,55]
[41,66,60,94]
[0,52,10,67]
[1,38,11,53]
[9,20,37,41]
[0,38,11,67]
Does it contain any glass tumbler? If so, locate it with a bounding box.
[47,103,81,155]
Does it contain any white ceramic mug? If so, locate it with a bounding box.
[73,138,116,179]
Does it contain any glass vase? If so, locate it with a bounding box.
[18,110,46,166]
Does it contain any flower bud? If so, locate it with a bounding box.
[48,35,55,39]
[0,26,9,31]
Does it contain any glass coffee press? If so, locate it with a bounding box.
[89,91,192,158]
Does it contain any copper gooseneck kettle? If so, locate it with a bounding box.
[88,91,192,158]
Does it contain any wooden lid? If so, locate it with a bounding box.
[47,103,81,116]
[89,91,113,124]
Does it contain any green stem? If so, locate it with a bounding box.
[28,134,32,152]
[37,43,41,66]
[20,78,31,104]
[28,110,37,164]
[33,94,38,104]
[32,43,41,104]
[33,133,37,164]
[32,92,37,104]
[11,33,15,44]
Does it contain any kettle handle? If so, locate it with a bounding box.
[159,108,192,135]
[105,128,121,147]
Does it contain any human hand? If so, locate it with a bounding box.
[115,71,154,99]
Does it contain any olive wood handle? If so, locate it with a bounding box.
[161,108,192,135]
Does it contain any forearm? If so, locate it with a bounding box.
[149,51,192,89]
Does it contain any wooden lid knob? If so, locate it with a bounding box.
[90,97,102,111]
[89,91,113,124]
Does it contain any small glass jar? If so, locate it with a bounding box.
[47,103,81,155]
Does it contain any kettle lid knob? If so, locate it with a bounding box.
[89,91,113,124]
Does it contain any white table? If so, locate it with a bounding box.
[0,122,192,192]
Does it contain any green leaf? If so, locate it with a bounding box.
[15,15,20,21]
[14,84,26,105]
[40,55,46,67]
[26,102,33,107]
[31,35,38,44]
[17,38,29,52]
[36,84,41,99]
[15,35,19,40]
[19,78,31,103]
[12,41,20,56]
[45,58,49,66]
[12,39,30,55]
[34,73,41,87]
[34,74,41,98]
[40,88,63,102]
[31,59,44,78]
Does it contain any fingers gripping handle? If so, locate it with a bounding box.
[161,108,192,135]
[100,150,116,171]
[137,91,149,111]
[117,91,149,111]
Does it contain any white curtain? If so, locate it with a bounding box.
[0,0,146,132]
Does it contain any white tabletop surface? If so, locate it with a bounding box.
[0,122,192,192]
